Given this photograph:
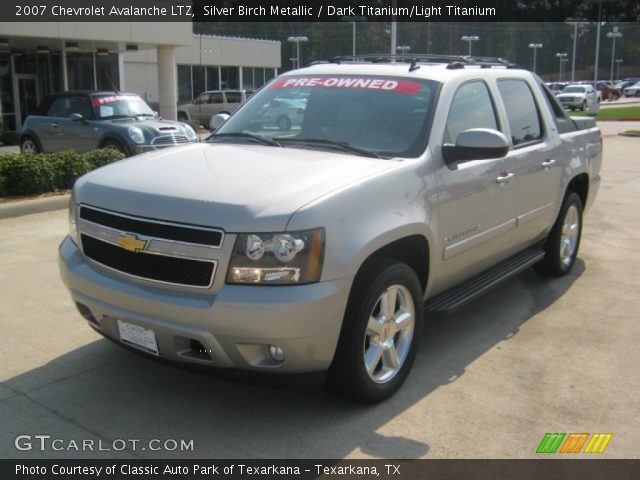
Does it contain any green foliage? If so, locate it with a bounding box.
[0,121,19,146]
[1,130,19,146]
[570,106,640,119]
[0,148,125,196]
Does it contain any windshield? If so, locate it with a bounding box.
[562,86,587,94]
[211,75,439,158]
[92,95,156,119]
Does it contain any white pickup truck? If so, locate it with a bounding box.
[59,55,602,402]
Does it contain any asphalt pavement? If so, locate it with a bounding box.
[0,133,639,459]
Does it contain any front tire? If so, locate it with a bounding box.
[20,135,40,153]
[328,258,423,403]
[535,192,583,277]
[277,115,291,131]
[101,139,129,157]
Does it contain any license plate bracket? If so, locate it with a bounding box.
[117,319,159,355]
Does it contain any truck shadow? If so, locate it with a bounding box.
[3,261,584,459]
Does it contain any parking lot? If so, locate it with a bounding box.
[1,128,639,459]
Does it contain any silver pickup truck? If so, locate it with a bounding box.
[59,56,602,403]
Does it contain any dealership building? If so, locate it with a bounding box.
[0,21,281,130]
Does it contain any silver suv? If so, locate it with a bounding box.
[59,56,602,402]
[177,90,250,126]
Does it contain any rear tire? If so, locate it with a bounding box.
[535,192,583,277]
[328,258,423,403]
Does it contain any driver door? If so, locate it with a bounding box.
[434,80,516,290]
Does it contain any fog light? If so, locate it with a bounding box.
[269,345,285,363]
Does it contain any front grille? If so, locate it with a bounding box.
[80,206,223,247]
[81,234,215,287]
[152,135,190,145]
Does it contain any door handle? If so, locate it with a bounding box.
[50,123,59,128]
[542,159,556,168]
[496,173,514,184]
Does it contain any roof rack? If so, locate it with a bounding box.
[310,54,520,71]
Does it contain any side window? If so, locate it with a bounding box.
[210,93,223,104]
[194,93,207,104]
[47,97,71,117]
[444,81,498,144]
[497,79,543,146]
[68,97,94,119]
[539,82,576,134]
[225,92,242,103]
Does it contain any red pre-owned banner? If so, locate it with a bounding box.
[269,77,423,95]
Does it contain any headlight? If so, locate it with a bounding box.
[68,196,79,245]
[226,229,325,285]
[183,123,197,141]
[128,127,145,144]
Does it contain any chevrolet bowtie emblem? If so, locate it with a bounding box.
[116,233,148,253]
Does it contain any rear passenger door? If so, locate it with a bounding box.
[496,79,563,247]
[434,80,516,289]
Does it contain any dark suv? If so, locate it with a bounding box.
[20,91,197,156]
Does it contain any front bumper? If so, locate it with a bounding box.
[558,97,584,108]
[59,236,351,373]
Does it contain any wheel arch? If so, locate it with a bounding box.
[20,130,43,151]
[98,134,131,156]
[353,233,430,297]
[566,172,589,208]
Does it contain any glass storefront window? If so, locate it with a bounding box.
[192,65,205,97]
[265,68,275,83]
[220,66,238,89]
[96,54,119,91]
[177,64,192,103]
[0,53,15,130]
[206,66,219,91]
[67,53,95,90]
[242,67,253,89]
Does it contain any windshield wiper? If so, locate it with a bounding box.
[209,132,281,147]
[273,137,381,158]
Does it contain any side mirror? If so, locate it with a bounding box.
[209,113,230,132]
[442,128,509,163]
[70,113,85,122]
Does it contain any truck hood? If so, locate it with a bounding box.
[74,142,398,232]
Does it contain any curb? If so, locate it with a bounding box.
[0,193,70,219]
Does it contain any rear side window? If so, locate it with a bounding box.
[225,92,243,103]
[539,82,576,134]
[497,80,543,146]
[444,81,498,144]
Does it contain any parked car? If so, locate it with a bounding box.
[546,82,569,96]
[20,91,197,156]
[586,81,621,101]
[623,81,640,97]
[60,57,601,402]
[177,90,250,126]
[556,84,599,111]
